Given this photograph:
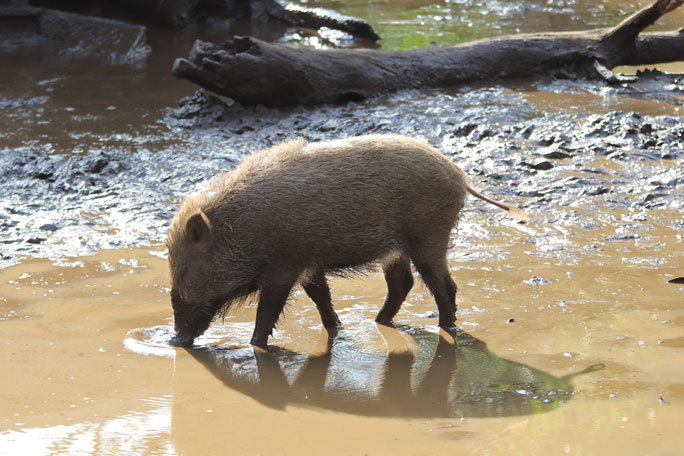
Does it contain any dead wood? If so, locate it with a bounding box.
[172,0,684,106]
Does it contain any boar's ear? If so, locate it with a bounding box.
[185,211,212,252]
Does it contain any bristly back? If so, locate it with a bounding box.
[166,138,308,259]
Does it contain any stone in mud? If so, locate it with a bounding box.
[86,157,109,174]
[544,151,572,160]
[523,161,554,171]
[170,90,233,127]
[640,123,654,135]
[535,136,557,147]
[453,123,478,137]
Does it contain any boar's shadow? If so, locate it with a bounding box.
[184,327,602,418]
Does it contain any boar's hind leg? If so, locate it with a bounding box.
[375,254,414,325]
[251,270,300,347]
[411,250,457,329]
[303,271,341,328]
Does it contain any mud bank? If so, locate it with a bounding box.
[2,0,683,270]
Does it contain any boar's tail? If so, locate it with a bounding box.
[465,185,529,222]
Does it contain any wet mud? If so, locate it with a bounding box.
[2,80,683,269]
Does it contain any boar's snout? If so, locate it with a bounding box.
[169,334,194,347]
[170,289,215,347]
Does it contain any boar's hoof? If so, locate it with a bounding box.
[323,316,342,329]
[324,326,340,339]
[250,334,269,348]
[374,317,395,327]
[439,324,462,338]
[439,316,457,328]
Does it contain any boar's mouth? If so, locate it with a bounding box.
[170,290,221,347]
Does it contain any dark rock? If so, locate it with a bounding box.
[520,125,534,139]
[316,119,338,132]
[235,125,255,135]
[544,151,572,159]
[0,5,150,63]
[86,157,109,174]
[642,138,658,149]
[587,187,609,195]
[524,161,554,171]
[640,123,654,134]
[535,136,556,147]
[31,170,53,180]
[644,193,666,201]
[454,123,478,137]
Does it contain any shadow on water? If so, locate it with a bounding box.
[185,326,602,418]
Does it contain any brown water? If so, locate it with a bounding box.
[1,204,682,454]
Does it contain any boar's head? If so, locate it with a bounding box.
[167,211,225,346]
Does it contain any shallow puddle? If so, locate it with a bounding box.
[1,204,682,454]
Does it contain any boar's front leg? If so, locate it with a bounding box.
[250,269,301,347]
[302,271,341,329]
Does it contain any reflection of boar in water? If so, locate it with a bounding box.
[167,134,527,347]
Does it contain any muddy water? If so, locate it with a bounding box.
[2,0,684,454]
[312,0,684,50]
[1,206,683,454]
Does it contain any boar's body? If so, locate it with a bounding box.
[167,135,522,347]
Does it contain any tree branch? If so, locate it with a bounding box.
[604,0,683,42]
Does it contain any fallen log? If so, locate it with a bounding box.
[172,0,684,106]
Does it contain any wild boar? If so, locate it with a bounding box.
[167,134,527,347]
